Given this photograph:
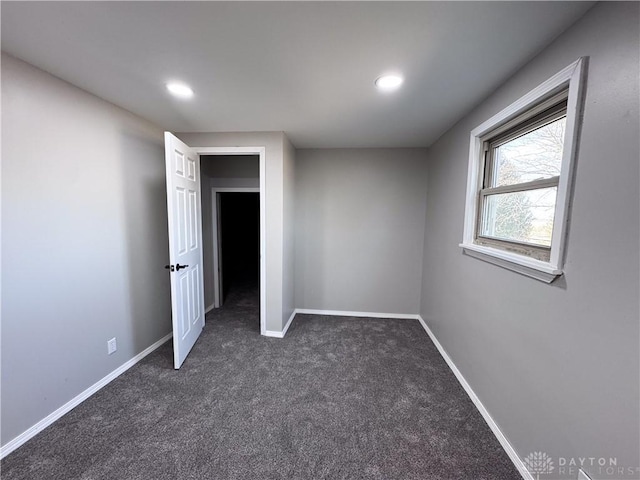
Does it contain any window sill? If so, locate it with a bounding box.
[459,243,562,283]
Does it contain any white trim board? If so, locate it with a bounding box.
[263,330,286,338]
[205,303,215,314]
[194,146,267,337]
[0,333,173,459]
[263,310,296,338]
[282,309,297,336]
[263,309,418,338]
[210,186,261,310]
[460,57,586,283]
[295,309,419,320]
[416,315,533,480]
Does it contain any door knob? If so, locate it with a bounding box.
[176,264,189,271]
[164,265,175,272]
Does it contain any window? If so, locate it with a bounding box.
[477,92,567,261]
[461,58,586,283]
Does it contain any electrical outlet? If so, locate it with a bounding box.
[578,469,592,480]
[107,337,117,355]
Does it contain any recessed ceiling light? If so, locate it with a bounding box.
[375,74,404,91]
[166,82,194,99]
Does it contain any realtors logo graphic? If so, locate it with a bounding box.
[524,451,555,478]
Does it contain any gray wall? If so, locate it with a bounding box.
[419,2,639,474]
[295,148,427,314]
[177,132,293,332]
[1,54,171,446]
[200,155,260,309]
[200,167,214,309]
[201,154,259,184]
[282,136,296,326]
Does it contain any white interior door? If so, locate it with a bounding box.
[164,132,205,369]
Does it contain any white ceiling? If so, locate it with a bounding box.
[1,1,594,148]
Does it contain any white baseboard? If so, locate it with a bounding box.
[2,311,532,479]
[205,303,215,314]
[262,309,419,338]
[0,332,173,459]
[262,313,293,338]
[263,329,285,338]
[295,309,419,320]
[262,308,296,338]
[416,315,533,480]
[262,309,296,338]
[282,309,296,336]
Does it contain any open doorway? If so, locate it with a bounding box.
[196,148,265,334]
[213,189,260,308]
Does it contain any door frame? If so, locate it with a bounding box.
[194,147,266,336]
[211,187,260,309]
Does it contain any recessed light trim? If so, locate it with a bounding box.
[375,74,404,91]
[166,82,194,98]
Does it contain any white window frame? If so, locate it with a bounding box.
[460,57,587,283]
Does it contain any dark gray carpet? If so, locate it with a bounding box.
[1,280,520,479]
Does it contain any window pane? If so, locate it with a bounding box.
[492,116,566,187]
[481,187,558,247]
